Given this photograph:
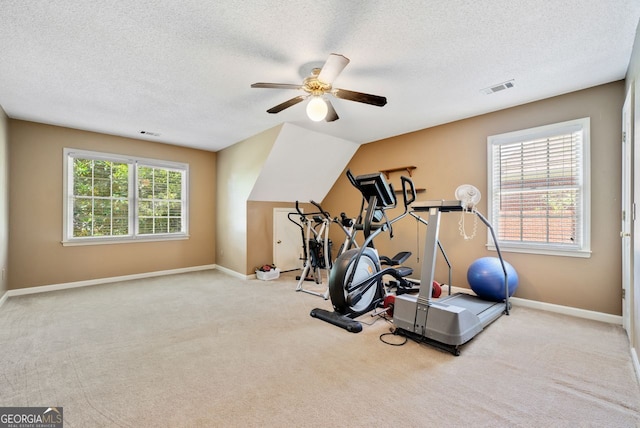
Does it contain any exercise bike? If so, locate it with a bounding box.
[289,200,358,299]
[311,170,417,332]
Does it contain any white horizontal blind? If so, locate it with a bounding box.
[489,118,589,255]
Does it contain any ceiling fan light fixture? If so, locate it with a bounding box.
[251,53,387,121]
[306,96,328,121]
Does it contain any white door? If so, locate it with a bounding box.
[274,207,304,271]
[622,86,633,338]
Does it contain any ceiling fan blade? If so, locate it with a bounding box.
[317,54,350,84]
[266,95,307,114]
[325,99,339,122]
[333,88,387,107]
[251,82,303,90]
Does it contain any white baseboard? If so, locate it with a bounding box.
[214,265,254,280]
[445,285,622,325]
[632,347,640,386]
[509,295,622,325]
[0,290,7,309]
[5,264,217,298]
[0,272,623,326]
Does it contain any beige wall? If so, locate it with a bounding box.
[247,201,280,272]
[322,81,625,315]
[8,120,216,289]
[216,125,281,275]
[246,200,315,273]
[0,106,8,295]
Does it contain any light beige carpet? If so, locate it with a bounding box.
[0,269,639,427]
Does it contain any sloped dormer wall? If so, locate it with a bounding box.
[216,123,359,276]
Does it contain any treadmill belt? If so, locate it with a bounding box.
[441,293,500,316]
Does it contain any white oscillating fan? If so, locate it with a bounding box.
[454,184,481,239]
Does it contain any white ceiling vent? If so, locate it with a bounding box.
[481,80,515,95]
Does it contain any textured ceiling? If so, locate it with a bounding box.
[1,1,639,152]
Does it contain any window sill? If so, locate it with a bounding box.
[487,244,591,258]
[62,234,189,247]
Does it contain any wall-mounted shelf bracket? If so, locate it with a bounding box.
[395,188,426,194]
[380,165,417,179]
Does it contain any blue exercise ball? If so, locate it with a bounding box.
[467,257,518,302]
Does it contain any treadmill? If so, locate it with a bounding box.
[392,200,511,355]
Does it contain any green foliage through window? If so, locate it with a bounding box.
[137,166,183,235]
[66,150,187,242]
[72,159,129,237]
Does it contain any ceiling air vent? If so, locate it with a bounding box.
[140,130,160,137]
[481,80,515,95]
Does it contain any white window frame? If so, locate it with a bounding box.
[486,118,591,258]
[62,148,189,246]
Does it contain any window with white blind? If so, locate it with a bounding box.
[487,118,591,257]
[63,149,189,245]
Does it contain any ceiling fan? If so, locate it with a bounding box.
[251,53,387,122]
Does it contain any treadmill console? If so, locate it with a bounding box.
[412,200,465,212]
[353,172,396,208]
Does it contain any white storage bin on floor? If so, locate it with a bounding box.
[256,268,280,280]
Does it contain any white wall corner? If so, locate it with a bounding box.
[249,123,359,202]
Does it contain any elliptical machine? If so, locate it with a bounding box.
[289,200,358,299]
[288,200,333,299]
[311,170,417,332]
